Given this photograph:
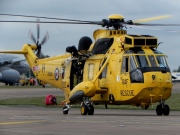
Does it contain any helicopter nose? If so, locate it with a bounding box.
[69,90,84,102]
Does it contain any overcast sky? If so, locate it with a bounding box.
[0,0,180,70]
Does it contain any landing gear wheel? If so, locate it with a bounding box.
[81,103,88,115]
[63,105,70,115]
[163,104,170,116]
[156,104,163,116]
[88,105,94,115]
[80,97,94,115]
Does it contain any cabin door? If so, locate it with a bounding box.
[120,56,131,88]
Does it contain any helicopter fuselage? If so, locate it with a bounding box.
[0,13,175,115]
[20,29,172,109]
[0,28,172,115]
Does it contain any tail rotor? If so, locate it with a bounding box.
[28,19,49,58]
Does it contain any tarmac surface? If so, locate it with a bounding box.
[0,83,180,135]
[0,106,180,135]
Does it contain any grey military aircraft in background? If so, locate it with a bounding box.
[0,54,29,85]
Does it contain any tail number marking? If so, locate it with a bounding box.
[120,90,134,96]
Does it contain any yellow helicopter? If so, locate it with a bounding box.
[0,13,177,116]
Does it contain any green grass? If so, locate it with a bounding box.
[0,93,180,111]
[0,96,65,106]
[164,93,180,110]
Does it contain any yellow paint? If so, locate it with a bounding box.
[0,120,45,125]
[108,14,124,19]
[133,15,171,23]
[0,14,173,111]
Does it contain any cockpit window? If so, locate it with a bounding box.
[130,56,136,71]
[122,48,169,70]
[121,55,138,72]
[121,56,129,72]
[92,38,114,54]
[135,55,149,67]
[148,55,157,67]
[156,55,168,68]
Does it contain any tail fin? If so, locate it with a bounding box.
[0,44,38,68]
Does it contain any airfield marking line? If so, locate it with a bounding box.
[0,120,45,125]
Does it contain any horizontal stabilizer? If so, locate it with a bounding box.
[0,50,28,54]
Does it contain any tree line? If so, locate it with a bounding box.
[173,66,180,72]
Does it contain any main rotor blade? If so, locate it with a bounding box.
[129,23,180,26]
[0,13,175,26]
[128,25,180,33]
[0,13,94,23]
[0,20,100,24]
[133,15,172,23]
[1,20,180,26]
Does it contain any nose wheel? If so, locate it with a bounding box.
[156,101,170,116]
[63,105,70,114]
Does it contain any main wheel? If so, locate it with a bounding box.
[88,105,94,115]
[162,104,170,116]
[81,103,88,115]
[156,104,163,116]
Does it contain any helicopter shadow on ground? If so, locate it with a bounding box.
[94,113,156,117]
[65,108,180,117]
[65,108,156,117]
[68,112,180,117]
